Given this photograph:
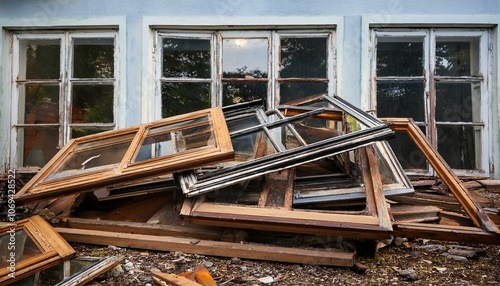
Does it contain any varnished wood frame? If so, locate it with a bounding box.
[0,215,75,284]
[181,144,394,240]
[15,108,233,205]
[382,118,499,234]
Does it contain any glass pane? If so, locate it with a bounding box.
[387,129,427,171]
[280,37,327,78]
[134,115,215,162]
[231,130,276,162]
[73,38,114,78]
[72,85,114,123]
[291,117,342,144]
[376,81,425,122]
[22,39,60,79]
[222,82,267,106]
[162,38,211,78]
[279,82,327,104]
[71,127,114,139]
[226,114,260,133]
[161,82,211,117]
[435,38,480,76]
[436,82,480,122]
[437,125,479,169]
[223,38,268,78]
[21,84,59,124]
[376,38,424,76]
[45,133,135,181]
[0,230,42,264]
[19,127,59,168]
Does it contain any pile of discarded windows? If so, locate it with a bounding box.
[6,94,499,282]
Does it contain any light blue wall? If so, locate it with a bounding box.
[0,0,499,176]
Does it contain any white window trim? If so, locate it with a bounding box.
[9,30,120,169]
[153,28,337,121]
[365,21,494,177]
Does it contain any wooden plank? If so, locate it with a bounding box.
[382,118,499,233]
[258,169,294,208]
[56,228,355,267]
[478,179,500,192]
[438,210,475,227]
[63,217,222,241]
[394,222,500,245]
[152,272,203,286]
[29,215,76,258]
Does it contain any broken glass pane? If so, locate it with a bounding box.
[223,38,268,78]
[22,39,61,80]
[21,84,60,124]
[72,84,114,123]
[280,37,327,78]
[0,230,42,265]
[45,133,135,181]
[435,38,480,76]
[376,81,425,122]
[376,38,424,77]
[387,129,427,171]
[162,38,211,78]
[161,82,211,117]
[73,38,114,78]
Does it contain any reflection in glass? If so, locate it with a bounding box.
[162,38,211,78]
[71,127,114,139]
[280,37,327,78]
[222,82,267,106]
[161,82,211,117]
[21,84,60,124]
[223,38,268,78]
[22,39,61,80]
[134,115,215,162]
[20,127,59,168]
[291,117,342,144]
[376,81,425,121]
[376,39,424,76]
[435,39,480,76]
[72,85,114,123]
[437,125,479,170]
[435,82,480,122]
[45,133,135,181]
[0,230,42,265]
[279,82,327,104]
[73,38,114,78]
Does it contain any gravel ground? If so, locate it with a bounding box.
[73,238,500,286]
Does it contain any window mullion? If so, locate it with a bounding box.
[62,32,71,146]
[214,32,221,107]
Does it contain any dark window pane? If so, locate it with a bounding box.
[19,127,59,167]
[387,130,427,171]
[161,82,211,117]
[435,39,480,76]
[376,81,425,122]
[162,38,211,78]
[223,38,268,78]
[22,84,59,124]
[437,125,478,169]
[279,82,327,104]
[222,82,267,106]
[376,40,423,76]
[23,39,60,79]
[436,83,480,122]
[73,38,115,78]
[72,85,114,123]
[71,127,113,139]
[280,38,327,78]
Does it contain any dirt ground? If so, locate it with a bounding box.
[73,238,500,286]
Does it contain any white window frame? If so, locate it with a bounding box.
[154,29,336,120]
[370,28,490,177]
[10,30,119,169]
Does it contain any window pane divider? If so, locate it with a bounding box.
[434,76,483,82]
[160,78,211,83]
[277,78,329,83]
[375,76,425,81]
[16,79,61,84]
[222,78,269,83]
[435,121,485,126]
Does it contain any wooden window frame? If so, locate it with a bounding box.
[0,215,75,284]
[15,107,233,205]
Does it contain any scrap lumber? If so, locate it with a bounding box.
[391,204,441,223]
[152,272,204,286]
[477,180,500,192]
[55,227,355,267]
